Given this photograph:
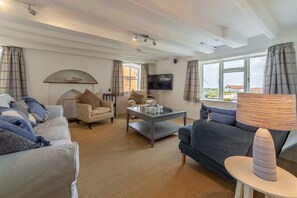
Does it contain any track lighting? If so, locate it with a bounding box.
[27,4,37,16]
[200,42,216,49]
[133,35,137,41]
[132,34,157,46]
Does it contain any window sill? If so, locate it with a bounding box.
[200,98,237,104]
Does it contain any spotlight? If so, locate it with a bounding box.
[0,0,4,6]
[143,37,147,44]
[152,40,157,46]
[133,35,137,41]
[28,4,37,16]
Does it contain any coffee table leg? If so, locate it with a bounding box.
[151,121,155,147]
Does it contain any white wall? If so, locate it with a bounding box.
[25,48,113,104]
[24,49,156,115]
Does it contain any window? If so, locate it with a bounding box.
[202,63,219,99]
[201,53,266,101]
[123,63,141,92]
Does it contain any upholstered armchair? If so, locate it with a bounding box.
[128,90,157,107]
[76,91,114,129]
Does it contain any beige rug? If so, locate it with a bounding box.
[70,115,293,198]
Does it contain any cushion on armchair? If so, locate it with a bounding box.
[91,107,111,116]
[129,90,144,104]
[77,89,100,109]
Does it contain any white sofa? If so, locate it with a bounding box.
[0,99,79,198]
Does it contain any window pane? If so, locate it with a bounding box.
[224,72,244,101]
[130,68,138,78]
[123,66,130,77]
[124,77,130,92]
[223,59,244,69]
[203,63,219,99]
[130,80,138,91]
[249,56,265,93]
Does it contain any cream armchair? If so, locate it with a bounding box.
[76,95,114,129]
[128,90,157,107]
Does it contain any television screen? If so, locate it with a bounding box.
[148,74,173,90]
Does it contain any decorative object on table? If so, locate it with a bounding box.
[236,93,296,181]
[108,88,111,93]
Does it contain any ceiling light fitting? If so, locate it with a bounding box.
[200,42,217,49]
[133,34,157,46]
[0,0,4,6]
[27,4,37,16]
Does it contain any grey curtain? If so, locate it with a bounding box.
[112,60,124,96]
[264,42,297,94]
[140,64,149,93]
[0,46,28,100]
[183,59,200,102]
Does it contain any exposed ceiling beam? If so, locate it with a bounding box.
[129,0,248,48]
[233,0,280,39]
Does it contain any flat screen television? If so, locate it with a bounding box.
[148,74,173,90]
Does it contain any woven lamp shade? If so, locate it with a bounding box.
[237,93,296,131]
[237,93,296,181]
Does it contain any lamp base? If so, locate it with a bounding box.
[253,128,277,181]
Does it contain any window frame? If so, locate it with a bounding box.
[201,52,266,101]
[123,63,141,93]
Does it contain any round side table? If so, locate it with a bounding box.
[224,156,297,198]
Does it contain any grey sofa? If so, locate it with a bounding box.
[178,119,289,179]
[0,101,79,198]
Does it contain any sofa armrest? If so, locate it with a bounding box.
[145,99,157,106]
[100,100,113,113]
[128,99,136,107]
[0,140,79,198]
[45,105,64,119]
[76,103,92,120]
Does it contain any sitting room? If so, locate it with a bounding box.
[0,0,297,198]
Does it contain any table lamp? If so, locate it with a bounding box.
[236,93,296,181]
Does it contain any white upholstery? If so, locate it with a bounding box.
[91,107,111,116]
[0,98,79,198]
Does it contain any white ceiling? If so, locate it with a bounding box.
[0,0,297,63]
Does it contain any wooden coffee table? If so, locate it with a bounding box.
[127,106,187,147]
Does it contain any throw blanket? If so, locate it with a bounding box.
[191,120,254,166]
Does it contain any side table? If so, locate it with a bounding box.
[224,156,297,198]
[103,93,116,117]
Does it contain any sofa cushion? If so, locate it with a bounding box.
[91,107,111,116]
[208,107,236,116]
[0,94,15,107]
[77,89,99,109]
[235,121,258,132]
[34,117,68,131]
[35,126,71,141]
[178,124,192,145]
[129,90,144,104]
[0,128,39,155]
[210,112,236,126]
[24,97,49,123]
[10,100,37,126]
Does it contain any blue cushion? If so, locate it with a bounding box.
[200,103,209,119]
[209,107,236,116]
[235,121,257,132]
[210,112,236,126]
[24,97,49,123]
[0,107,34,133]
[10,101,37,127]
